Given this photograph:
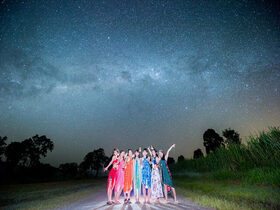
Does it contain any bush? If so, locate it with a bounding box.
[172,127,280,186]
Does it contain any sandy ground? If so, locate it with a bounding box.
[58,183,213,210]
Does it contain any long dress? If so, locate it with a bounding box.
[115,158,125,192]
[133,157,142,194]
[159,159,174,188]
[107,158,118,192]
[151,157,163,199]
[141,157,151,188]
[123,156,133,193]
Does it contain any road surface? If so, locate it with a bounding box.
[58,183,213,210]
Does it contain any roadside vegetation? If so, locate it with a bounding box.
[172,127,280,210]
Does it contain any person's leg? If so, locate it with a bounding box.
[164,184,168,201]
[123,191,127,203]
[114,188,121,203]
[107,180,112,201]
[143,185,147,203]
[107,180,112,202]
[136,190,139,202]
[147,188,151,203]
[127,190,131,203]
[120,186,124,201]
[171,187,177,202]
[116,190,122,203]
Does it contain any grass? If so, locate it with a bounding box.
[0,178,104,210]
[171,127,280,209]
[173,127,280,174]
[174,174,280,210]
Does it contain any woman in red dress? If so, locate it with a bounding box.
[104,148,119,205]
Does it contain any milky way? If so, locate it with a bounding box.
[0,0,279,166]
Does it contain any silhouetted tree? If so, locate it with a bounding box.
[203,129,224,154]
[5,142,25,166]
[0,136,7,162]
[167,157,175,165]
[222,128,241,145]
[5,135,54,167]
[177,155,185,162]
[80,151,94,175]
[59,162,78,178]
[193,148,203,159]
[80,148,108,177]
[92,148,108,177]
[22,135,54,167]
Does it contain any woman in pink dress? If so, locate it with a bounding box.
[114,150,125,204]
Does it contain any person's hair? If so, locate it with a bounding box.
[113,148,119,154]
[152,148,157,153]
[135,149,140,158]
[143,148,147,152]
[119,150,125,159]
[158,150,165,159]
[128,149,132,153]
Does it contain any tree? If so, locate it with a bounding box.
[80,151,94,175]
[177,155,185,162]
[222,128,241,145]
[203,129,224,154]
[80,148,108,177]
[59,162,78,178]
[22,135,54,167]
[193,148,203,159]
[92,148,108,177]
[4,135,54,167]
[167,157,175,165]
[5,142,25,166]
[0,136,7,162]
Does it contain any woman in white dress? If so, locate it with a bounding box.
[148,146,163,203]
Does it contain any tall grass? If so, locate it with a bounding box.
[173,127,280,185]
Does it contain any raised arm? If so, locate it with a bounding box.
[104,156,115,171]
[165,144,175,161]
[147,146,152,157]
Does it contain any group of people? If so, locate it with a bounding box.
[104,144,177,205]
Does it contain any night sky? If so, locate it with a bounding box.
[0,0,279,166]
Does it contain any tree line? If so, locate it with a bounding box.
[0,127,240,184]
[177,128,241,162]
[0,135,111,184]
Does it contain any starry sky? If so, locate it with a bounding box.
[0,0,279,166]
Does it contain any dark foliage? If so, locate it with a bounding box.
[178,155,185,162]
[167,157,175,165]
[193,148,204,159]
[222,128,241,145]
[0,136,7,162]
[59,162,78,178]
[5,135,54,167]
[203,129,224,154]
[80,148,108,177]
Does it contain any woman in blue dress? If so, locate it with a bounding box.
[141,148,151,204]
[133,148,142,204]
